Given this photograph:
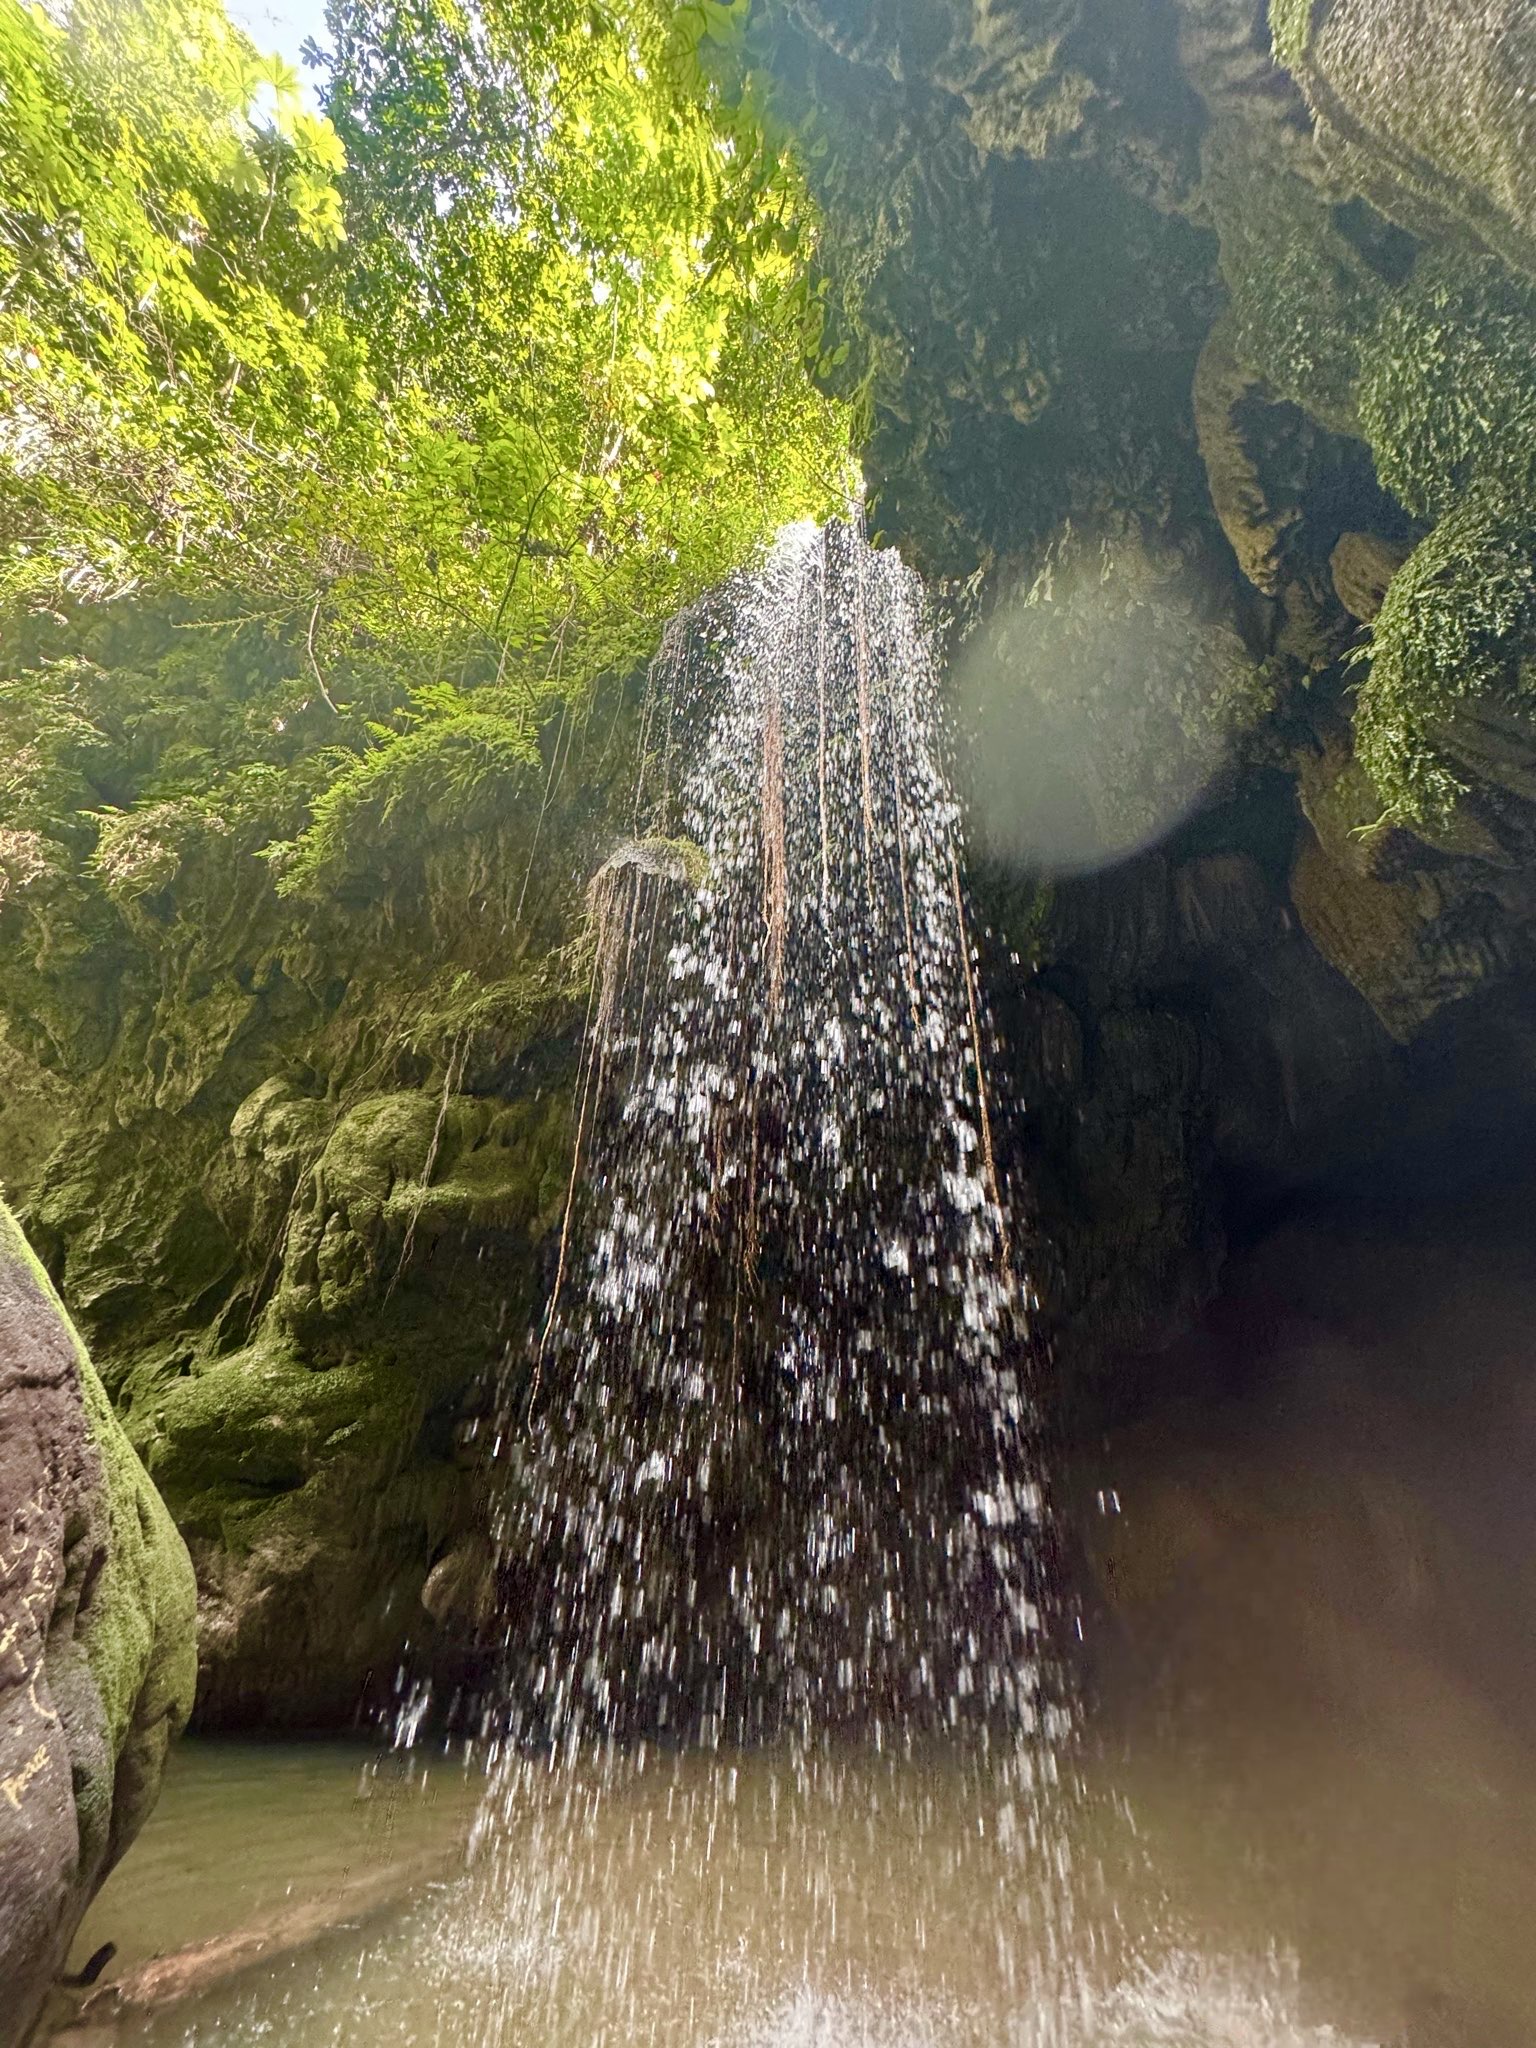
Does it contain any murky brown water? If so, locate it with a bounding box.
[62,1681,1536,2048]
[65,1555,1536,2048]
[62,1192,1536,2048]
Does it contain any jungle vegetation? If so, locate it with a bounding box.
[0,0,849,918]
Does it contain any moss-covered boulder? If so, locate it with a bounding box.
[1277,0,1536,281]
[0,593,657,1730]
[0,1199,196,2047]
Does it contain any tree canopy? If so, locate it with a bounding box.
[0,0,847,913]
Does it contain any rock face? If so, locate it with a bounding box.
[1281,0,1536,281]
[0,1199,196,2047]
[735,0,1536,1400]
[980,835,1401,1404]
[0,665,622,1728]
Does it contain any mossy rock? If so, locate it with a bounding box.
[1356,249,1536,522]
[1356,479,1536,849]
[1271,0,1536,282]
[0,1199,196,2047]
[1200,121,1383,436]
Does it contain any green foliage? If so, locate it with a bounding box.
[0,0,849,954]
[91,797,225,903]
[0,0,358,603]
[1267,0,1315,68]
[1357,249,1536,521]
[1355,478,1536,829]
[273,694,541,896]
[1331,253,1536,834]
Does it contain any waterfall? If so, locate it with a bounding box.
[154,522,1385,2048]
[477,518,1058,1758]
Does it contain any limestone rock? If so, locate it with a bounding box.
[1173,851,1278,958]
[1329,530,1410,622]
[1290,823,1523,1044]
[1194,317,1300,597]
[1280,0,1536,282]
[1291,721,1536,1041]
[0,1201,196,2047]
[420,1537,498,1634]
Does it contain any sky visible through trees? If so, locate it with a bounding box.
[0,0,850,934]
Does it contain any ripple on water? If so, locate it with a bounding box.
[160,1949,1378,2048]
[721,1963,1379,2047]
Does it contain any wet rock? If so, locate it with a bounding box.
[1293,724,1536,1038]
[1193,317,1299,598]
[1173,851,1277,959]
[1278,0,1536,282]
[1042,858,1179,986]
[420,1538,498,1634]
[1289,827,1519,1042]
[1199,917,1399,1183]
[1012,987,1086,1099]
[0,1201,195,2048]
[1329,530,1411,622]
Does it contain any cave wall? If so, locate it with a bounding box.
[750,0,1536,1398]
[0,686,624,1728]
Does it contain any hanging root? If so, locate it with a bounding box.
[949,844,1011,1275]
[889,709,920,1029]
[762,679,788,1011]
[388,1027,469,1299]
[536,833,710,1406]
[853,546,877,896]
[583,835,708,1043]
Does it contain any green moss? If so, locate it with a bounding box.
[1203,125,1382,433]
[76,1358,198,1783]
[1355,478,1536,829]
[0,1029,68,1205]
[402,1094,572,1241]
[0,1200,197,1853]
[1357,249,1536,521]
[125,1332,427,1552]
[1267,0,1316,68]
[275,706,541,900]
[29,1121,239,1344]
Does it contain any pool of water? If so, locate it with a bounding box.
[60,1736,1363,2048]
[63,1741,482,1981]
[62,1587,1536,2048]
[59,1199,1536,2048]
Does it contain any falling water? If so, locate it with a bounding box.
[483,515,1056,1758]
[411,519,1361,2048]
[128,524,1393,2048]
[451,515,1083,2039]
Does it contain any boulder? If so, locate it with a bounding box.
[1278,0,1536,282]
[0,1200,196,2047]
[1329,530,1410,623]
